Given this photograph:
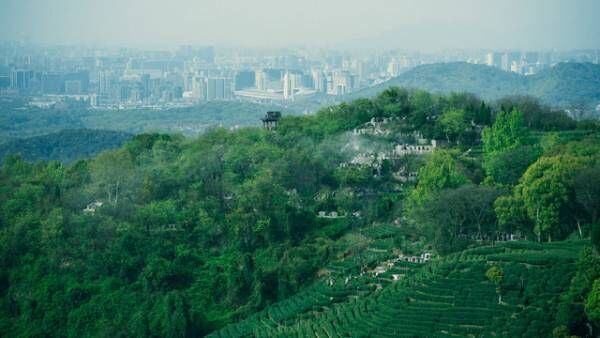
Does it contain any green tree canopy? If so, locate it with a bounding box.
[482,108,530,180]
[409,149,468,208]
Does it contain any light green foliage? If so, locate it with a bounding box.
[552,325,571,338]
[439,108,469,143]
[586,279,600,326]
[540,131,561,152]
[556,247,600,335]
[41,208,64,245]
[409,149,468,207]
[484,145,541,186]
[517,155,589,241]
[486,265,503,283]
[494,194,531,235]
[482,108,529,179]
[136,199,178,231]
[90,149,136,205]
[1,88,598,338]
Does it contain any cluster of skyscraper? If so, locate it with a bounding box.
[484,51,549,75]
[0,40,598,109]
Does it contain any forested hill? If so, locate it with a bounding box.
[349,62,600,109]
[0,129,133,163]
[0,101,291,139]
[0,88,598,337]
[528,62,600,107]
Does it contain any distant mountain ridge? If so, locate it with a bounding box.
[348,62,600,108]
[0,129,133,163]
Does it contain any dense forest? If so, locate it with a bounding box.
[0,129,133,163]
[0,100,296,139]
[349,62,600,112]
[0,87,599,337]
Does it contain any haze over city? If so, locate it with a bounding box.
[1,0,599,50]
[1,1,600,338]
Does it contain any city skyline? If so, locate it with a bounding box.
[1,0,599,51]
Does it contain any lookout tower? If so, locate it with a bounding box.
[261,111,281,130]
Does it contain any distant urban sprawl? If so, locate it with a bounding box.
[1,40,599,110]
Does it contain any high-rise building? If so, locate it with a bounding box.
[10,69,34,90]
[215,78,224,99]
[0,65,9,88]
[255,70,267,90]
[141,74,151,100]
[523,52,539,64]
[500,53,511,71]
[183,73,194,92]
[302,74,313,89]
[0,76,9,88]
[387,60,401,77]
[331,72,353,95]
[192,76,206,101]
[64,71,90,93]
[224,79,232,100]
[264,69,284,91]
[97,70,114,96]
[311,70,327,93]
[206,78,217,101]
[41,73,62,94]
[206,77,232,101]
[485,52,495,67]
[65,80,82,94]
[283,71,294,100]
[234,71,255,90]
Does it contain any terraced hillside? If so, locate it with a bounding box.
[208,240,588,337]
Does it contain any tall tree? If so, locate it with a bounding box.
[90,150,135,206]
[516,155,589,241]
[483,108,529,154]
[484,145,541,186]
[409,149,468,208]
[482,108,529,180]
[586,280,600,327]
[486,265,504,304]
[438,109,469,144]
[572,166,600,226]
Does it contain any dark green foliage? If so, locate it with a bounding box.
[495,95,578,131]
[0,129,133,163]
[349,62,526,102]
[484,145,542,185]
[211,241,591,338]
[0,101,294,139]
[593,223,600,253]
[0,88,598,337]
[412,184,501,254]
[350,62,600,110]
[556,248,600,336]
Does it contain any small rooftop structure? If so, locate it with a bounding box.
[83,201,103,214]
[261,111,281,130]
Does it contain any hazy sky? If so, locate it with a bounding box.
[1,0,599,50]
